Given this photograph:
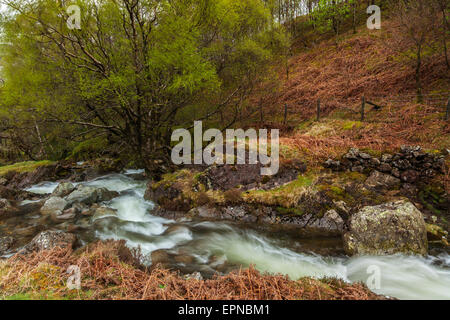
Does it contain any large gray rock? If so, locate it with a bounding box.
[343,200,428,256]
[40,196,69,215]
[52,182,75,197]
[65,185,118,205]
[65,185,98,205]
[21,230,76,253]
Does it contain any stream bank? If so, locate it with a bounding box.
[0,149,449,299]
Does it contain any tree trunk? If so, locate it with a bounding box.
[34,118,47,159]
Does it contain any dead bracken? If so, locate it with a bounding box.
[0,240,385,300]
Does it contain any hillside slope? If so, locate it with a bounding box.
[243,19,449,168]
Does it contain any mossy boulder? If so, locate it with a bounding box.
[145,179,192,211]
[343,200,428,256]
[1,162,70,189]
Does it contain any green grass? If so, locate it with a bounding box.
[342,121,363,130]
[0,160,55,176]
[244,174,315,208]
[5,293,32,300]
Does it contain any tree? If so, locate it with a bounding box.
[432,0,450,70]
[312,0,354,40]
[391,0,438,102]
[0,0,287,172]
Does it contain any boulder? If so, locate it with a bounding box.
[5,163,75,190]
[308,209,345,233]
[65,185,99,205]
[145,181,180,202]
[174,254,194,264]
[0,236,15,255]
[151,249,170,266]
[65,185,118,205]
[343,200,428,256]
[21,230,76,253]
[145,182,191,211]
[52,182,75,197]
[365,171,400,189]
[40,197,69,215]
[53,207,78,221]
[92,206,118,220]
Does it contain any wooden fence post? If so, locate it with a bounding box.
[284,103,288,125]
[446,98,450,121]
[316,99,321,121]
[361,96,366,121]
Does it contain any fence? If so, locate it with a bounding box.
[277,92,450,125]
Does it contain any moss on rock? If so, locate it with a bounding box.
[343,200,428,256]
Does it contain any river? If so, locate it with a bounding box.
[10,171,450,300]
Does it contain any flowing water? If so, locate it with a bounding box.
[3,172,449,300]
